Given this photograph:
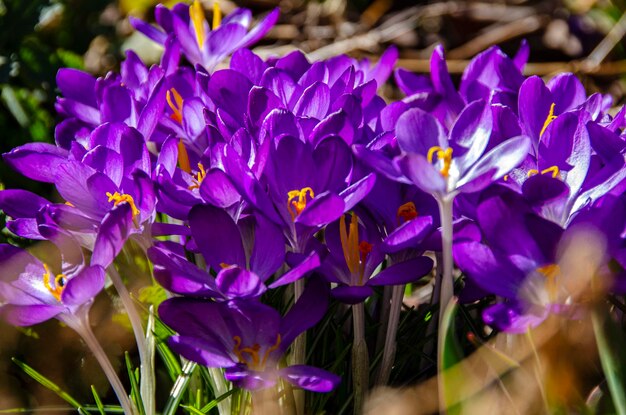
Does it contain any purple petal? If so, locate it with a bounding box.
[280,365,340,392]
[3,143,69,183]
[296,192,345,227]
[331,285,373,304]
[268,251,320,289]
[293,82,330,119]
[56,69,97,107]
[91,204,132,268]
[547,73,586,113]
[188,204,246,271]
[396,107,446,155]
[280,277,328,347]
[394,153,447,195]
[339,173,377,212]
[249,215,285,280]
[216,267,266,300]
[383,216,434,252]
[61,265,105,305]
[0,190,49,218]
[369,256,433,286]
[0,304,64,326]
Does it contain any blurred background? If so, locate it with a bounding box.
[0,0,625,412]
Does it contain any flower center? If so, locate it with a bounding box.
[188,163,207,190]
[42,264,66,302]
[190,0,206,49]
[166,88,184,124]
[106,191,140,218]
[340,212,372,285]
[539,103,557,137]
[396,201,418,223]
[537,263,560,302]
[287,187,314,221]
[232,334,281,370]
[427,146,453,178]
[527,165,560,179]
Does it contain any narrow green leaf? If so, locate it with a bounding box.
[591,303,626,415]
[179,405,206,415]
[90,386,106,415]
[198,389,236,413]
[437,298,463,415]
[156,338,182,380]
[162,360,198,415]
[11,358,89,415]
[124,352,146,415]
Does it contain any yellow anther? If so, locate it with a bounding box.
[339,212,371,285]
[287,187,315,221]
[232,334,281,370]
[166,88,184,124]
[527,165,560,179]
[503,175,509,182]
[106,191,140,218]
[219,262,230,269]
[396,201,418,223]
[540,103,557,137]
[426,146,453,178]
[212,0,222,29]
[541,165,560,178]
[177,139,192,174]
[42,263,65,302]
[188,163,207,190]
[190,0,206,49]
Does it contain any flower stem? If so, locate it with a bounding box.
[291,278,306,415]
[437,197,454,331]
[67,314,135,415]
[376,284,404,385]
[351,302,369,415]
[374,286,392,356]
[107,266,152,414]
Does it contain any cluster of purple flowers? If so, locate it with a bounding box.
[1,0,625,409]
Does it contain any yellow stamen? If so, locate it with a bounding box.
[233,335,281,370]
[539,103,557,137]
[396,201,418,223]
[212,0,222,29]
[42,264,65,302]
[219,262,231,269]
[106,191,140,218]
[166,88,184,124]
[177,139,192,174]
[527,166,560,179]
[287,187,314,221]
[427,146,453,178]
[503,175,509,182]
[188,163,207,190]
[190,0,206,49]
[65,201,75,207]
[339,213,371,285]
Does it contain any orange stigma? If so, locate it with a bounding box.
[287,187,314,220]
[537,263,560,302]
[232,334,281,370]
[188,163,207,190]
[427,146,453,178]
[396,201,418,223]
[166,88,184,124]
[42,264,66,302]
[106,191,140,218]
[190,0,206,49]
[540,103,557,137]
[177,139,192,174]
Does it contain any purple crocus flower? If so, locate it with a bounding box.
[320,211,433,304]
[392,100,531,201]
[0,238,105,326]
[158,278,340,392]
[130,0,279,72]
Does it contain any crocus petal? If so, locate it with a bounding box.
[0,304,64,326]
[249,215,285,280]
[394,153,447,195]
[296,192,345,227]
[0,190,49,218]
[280,277,328,348]
[331,285,373,304]
[483,303,547,334]
[56,69,97,107]
[169,335,237,368]
[280,365,340,392]
[3,143,69,183]
[518,76,553,145]
[395,107,446,155]
[269,251,320,289]
[382,216,434,252]
[293,82,331,119]
[216,267,266,300]
[450,99,492,170]
[91,204,133,268]
[372,256,434,286]
[547,73,586,113]
[339,173,377,212]
[188,204,246,271]
[61,265,105,305]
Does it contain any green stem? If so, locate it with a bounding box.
[376,284,404,385]
[437,197,454,331]
[351,302,369,415]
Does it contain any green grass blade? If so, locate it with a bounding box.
[437,298,463,415]
[11,358,89,415]
[592,303,626,415]
[90,386,106,415]
[198,388,236,413]
[162,360,198,415]
[124,352,146,415]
